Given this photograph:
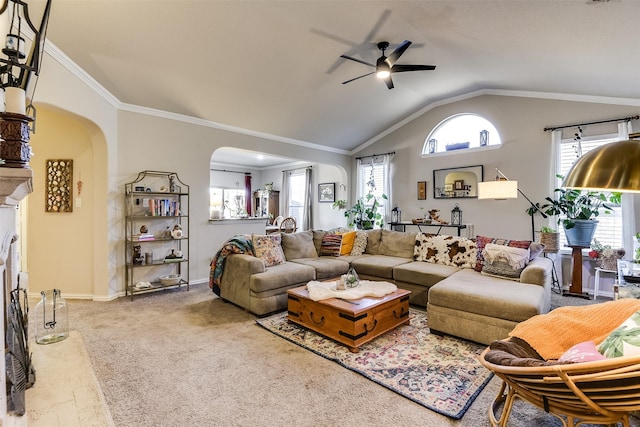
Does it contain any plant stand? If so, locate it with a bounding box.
[565,245,590,299]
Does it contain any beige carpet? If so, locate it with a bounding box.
[56,284,637,427]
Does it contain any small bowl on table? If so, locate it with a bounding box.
[159,274,181,286]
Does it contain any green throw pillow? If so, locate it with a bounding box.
[598,311,640,358]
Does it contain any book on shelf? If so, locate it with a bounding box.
[133,233,155,241]
[148,198,180,216]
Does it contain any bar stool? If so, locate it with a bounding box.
[593,267,617,299]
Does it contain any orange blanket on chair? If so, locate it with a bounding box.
[509,299,640,360]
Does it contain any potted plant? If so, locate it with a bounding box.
[539,180,621,247]
[332,199,347,210]
[343,193,387,229]
[538,226,560,253]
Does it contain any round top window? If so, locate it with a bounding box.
[422,113,501,155]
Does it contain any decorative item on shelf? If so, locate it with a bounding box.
[427,138,437,154]
[164,249,182,262]
[264,182,273,192]
[133,245,143,264]
[140,225,148,234]
[391,205,401,223]
[480,130,489,147]
[429,209,448,224]
[588,239,625,271]
[34,289,69,345]
[144,251,153,265]
[344,266,360,288]
[159,275,181,286]
[170,224,183,239]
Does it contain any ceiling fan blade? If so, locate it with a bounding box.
[342,71,375,85]
[385,40,412,67]
[384,75,394,90]
[391,64,437,73]
[340,55,376,68]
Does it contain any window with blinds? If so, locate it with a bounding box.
[357,162,387,211]
[557,135,622,249]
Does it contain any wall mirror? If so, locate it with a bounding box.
[433,165,483,199]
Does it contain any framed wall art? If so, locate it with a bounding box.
[318,182,335,203]
[45,159,73,212]
[417,181,426,200]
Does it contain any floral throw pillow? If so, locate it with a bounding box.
[252,233,286,267]
[598,311,640,358]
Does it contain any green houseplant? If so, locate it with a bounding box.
[539,180,621,247]
[343,193,387,229]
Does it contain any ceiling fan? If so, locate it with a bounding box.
[341,40,436,89]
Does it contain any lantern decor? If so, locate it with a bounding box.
[480,130,489,147]
[451,203,462,225]
[391,205,401,223]
[34,289,69,345]
[427,138,437,154]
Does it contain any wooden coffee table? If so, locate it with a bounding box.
[287,284,411,353]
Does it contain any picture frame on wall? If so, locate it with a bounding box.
[454,179,465,190]
[417,181,426,200]
[318,182,335,203]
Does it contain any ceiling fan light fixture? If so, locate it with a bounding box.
[376,70,390,79]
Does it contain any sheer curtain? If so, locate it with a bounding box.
[356,153,393,228]
[302,168,312,231]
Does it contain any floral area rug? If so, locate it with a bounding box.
[256,308,492,419]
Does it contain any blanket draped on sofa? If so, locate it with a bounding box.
[209,235,254,296]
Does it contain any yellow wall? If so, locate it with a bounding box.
[28,108,95,297]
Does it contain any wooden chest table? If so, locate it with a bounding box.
[287,284,411,353]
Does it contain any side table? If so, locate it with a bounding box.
[593,267,616,299]
[565,245,590,299]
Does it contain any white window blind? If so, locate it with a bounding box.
[557,135,622,248]
[357,163,387,207]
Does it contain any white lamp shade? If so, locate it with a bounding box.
[478,180,518,199]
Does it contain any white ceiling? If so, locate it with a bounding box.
[31,0,640,162]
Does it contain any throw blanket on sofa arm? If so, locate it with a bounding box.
[209,235,255,296]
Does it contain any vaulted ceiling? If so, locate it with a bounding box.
[34,0,640,157]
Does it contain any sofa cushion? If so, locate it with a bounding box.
[481,243,530,280]
[252,233,286,267]
[364,229,382,254]
[393,261,460,286]
[429,269,546,323]
[378,229,417,258]
[351,255,411,279]
[337,230,357,255]
[350,231,368,256]
[598,311,640,358]
[250,262,315,295]
[414,233,477,268]
[290,257,350,279]
[475,235,531,272]
[319,233,342,256]
[281,230,318,260]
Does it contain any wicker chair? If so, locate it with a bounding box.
[279,217,297,233]
[480,346,640,427]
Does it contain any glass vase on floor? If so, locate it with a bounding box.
[34,289,69,344]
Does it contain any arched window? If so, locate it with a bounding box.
[422,113,501,156]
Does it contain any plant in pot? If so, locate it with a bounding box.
[343,193,387,229]
[539,181,621,247]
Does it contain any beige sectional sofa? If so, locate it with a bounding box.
[217,228,553,345]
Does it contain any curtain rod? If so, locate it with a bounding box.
[282,165,312,173]
[544,115,639,132]
[355,151,395,160]
[210,168,251,175]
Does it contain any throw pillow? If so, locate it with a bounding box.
[337,231,357,255]
[414,234,477,268]
[349,231,368,256]
[319,233,342,257]
[481,243,530,280]
[281,230,318,260]
[558,341,607,363]
[598,311,640,358]
[475,235,532,272]
[252,233,286,267]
